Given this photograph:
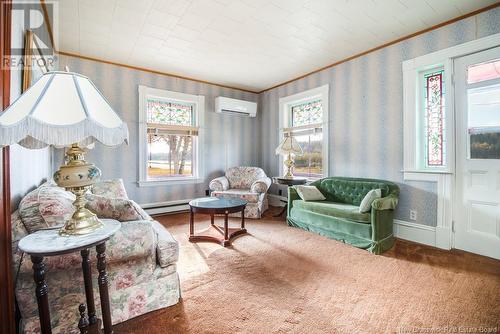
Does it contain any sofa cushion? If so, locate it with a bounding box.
[295,185,326,201]
[211,189,262,203]
[85,194,151,222]
[359,189,381,213]
[225,167,267,189]
[18,183,75,233]
[91,179,128,199]
[292,200,371,223]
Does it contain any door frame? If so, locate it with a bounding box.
[403,33,500,251]
[0,1,14,333]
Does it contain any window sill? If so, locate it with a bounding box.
[402,170,453,182]
[401,170,453,175]
[138,178,204,187]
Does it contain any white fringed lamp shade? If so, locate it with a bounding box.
[275,136,303,155]
[0,71,128,148]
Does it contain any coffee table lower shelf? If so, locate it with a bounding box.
[189,224,247,247]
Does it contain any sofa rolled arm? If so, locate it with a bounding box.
[151,221,179,267]
[250,177,272,193]
[209,176,229,191]
[287,186,300,216]
[371,194,398,211]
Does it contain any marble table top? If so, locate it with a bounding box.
[19,219,121,256]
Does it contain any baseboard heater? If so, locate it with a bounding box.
[141,199,192,216]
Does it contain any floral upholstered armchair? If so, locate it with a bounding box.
[209,167,272,218]
[11,179,180,334]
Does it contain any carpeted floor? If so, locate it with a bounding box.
[114,207,500,334]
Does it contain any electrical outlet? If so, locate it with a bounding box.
[278,189,283,196]
[205,189,209,196]
[409,210,417,221]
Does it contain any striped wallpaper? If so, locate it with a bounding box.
[56,55,260,206]
[260,7,500,226]
[54,7,500,226]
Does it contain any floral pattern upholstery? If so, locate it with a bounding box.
[209,167,271,218]
[211,189,263,203]
[91,179,128,199]
[208,176,229,192]
[85,194,152,222]
[225,166,268,189]
[18,182,75,233]
[251,178,272,194]
[13,179,180,334]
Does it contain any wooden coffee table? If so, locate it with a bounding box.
[189,197,247,247]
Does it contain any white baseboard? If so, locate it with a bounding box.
[394,219,436,247]
[141,199,191,215]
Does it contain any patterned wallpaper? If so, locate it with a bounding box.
[56,55,260,205]
[259,7,500,226]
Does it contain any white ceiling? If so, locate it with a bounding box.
[56,0,498,92]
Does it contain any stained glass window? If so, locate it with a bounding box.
[147,98,194,126]
[467,58,500,84]
[291,100,322,126]
[424,70,445,167]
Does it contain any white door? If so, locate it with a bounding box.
[454,46,500,260]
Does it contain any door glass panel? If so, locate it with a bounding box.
[467,58,500,84]
[467,83,500,159]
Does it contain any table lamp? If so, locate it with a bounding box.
[0,71,129,236]
[275,134,303,178]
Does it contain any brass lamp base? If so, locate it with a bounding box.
[59,186,104,236]
[53,144,103,236]
[283,153,294,179]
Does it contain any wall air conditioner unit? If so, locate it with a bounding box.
[215,97,257,117]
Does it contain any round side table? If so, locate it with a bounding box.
[18,219,121,334]
[273,177,308,217]
[189,197,247,247]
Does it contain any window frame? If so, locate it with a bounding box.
[403,59,454,175]
[138,85,205,186]
[278,84,329,180]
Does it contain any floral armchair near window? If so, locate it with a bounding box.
[209,167,272,218]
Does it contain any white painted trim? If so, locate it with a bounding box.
[402,33,500,177]
[401,34,500,251]
[277,84,329,179]
[141,199,192,215]
[394,219,436,247]
[138,85,205,187]
[403,172,453,250]
[402,33,500,71]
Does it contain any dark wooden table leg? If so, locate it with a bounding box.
[241,209,245,230]
[224,213,229,241]
[210,213,214,225]
[31,255,52,334]
[78,304,89,333]
[274,203,288,217]
[81,249,97,325]
[96,243,113,334]
[189,207,194,237]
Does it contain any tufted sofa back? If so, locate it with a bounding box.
[310,177,399,206]
[225,167,267,189]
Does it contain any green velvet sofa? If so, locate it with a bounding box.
[287,177,399,254]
